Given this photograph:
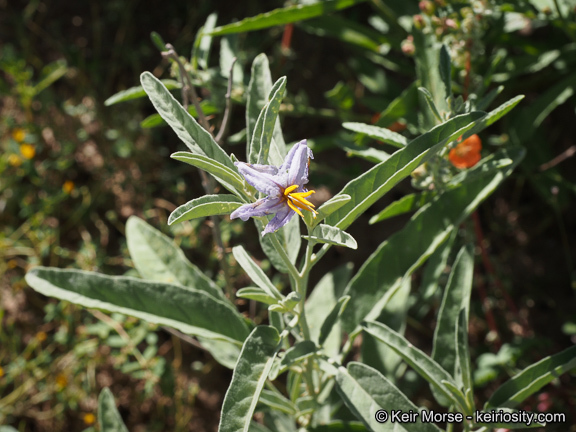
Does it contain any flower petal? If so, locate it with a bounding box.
[230,197,284,221]
[279,140,313,186]
[262,205,295,235]
[235,162,283,196]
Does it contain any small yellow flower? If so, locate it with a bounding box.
[0,366,4,378]
[20,143,36,160]
[83,413,96,425]
[8,154,22,167]
[12,128,26,142]
[36,331,48,342]
[63,180,75,194]
[55,373,68,389]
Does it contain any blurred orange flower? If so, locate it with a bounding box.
[63,180,75,194]
[20,143,36,159]
[449,134,482,169]
[83,413,96,425]
[8,154,22,167]
[12,128,26,142]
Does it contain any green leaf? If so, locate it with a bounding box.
[305,194,351,229]
[456,309,474,411]
[104,80,181,106]
[218,326,280,432]
[171,151,247,198]
[246,54,286,166]
[361,276,411,378]
[237,287,278,305]
[271,340,318,379]
[232,246,283,300]
[302,224,357,249]
[343,122,408,148]
[432,245,474,402]
[197,337,241,369]
[25,267,249,344]
[418,86,444,123]
[98,387,128,432]
[369,191,434,224]
[168,194,243,226]
[318,296,350,346]
[340,147,524,334]
[210,0,368,36]
[259,389,298,415]
[300,15,387,52]
[150,31,166,51]
[140,102,219,128]
[249,77,287,165]
[326,112,484,231]
[307,422,368,432]
[375,81,419,127]
[126,216,225,301]
[336,362,442,432]
[486,344,576,409]
[514,73,576,141]
[306,264,353,357]
[197,13,217,70]
[140,72,235,169]
[362,321,462,408]
[439,44,452,99]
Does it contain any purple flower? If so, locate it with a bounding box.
[230,139,317,236]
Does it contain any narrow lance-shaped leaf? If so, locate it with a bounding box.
[439,44,452,99]
[326,111,484,230]
[25,267,249,344]
[218,326,280,432]
[343,122,408,148]
[140,72,236,170]
[369,191,434,224]
[336,362,442,432]
[247,55,272,152]
[210,0,369,36]
[486,344,576,409]
[303,224,357,249]
[168,195,244,226]
[233,246,283,300]
[196,13,217,70]
[171,151,248,199]
[340,147,525,334]
[249,76,287,165]
[432,245,474,401]
[362,321,463,409]
[98,388,128,432]
[126,216,225,301]
[237,287,278,305]
[318,296,350,346]
[303,194,351,229]
[104,80,181,106]
[456,309,474,411]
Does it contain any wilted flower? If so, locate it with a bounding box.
[231,139,317,236]
[449,134,482,169]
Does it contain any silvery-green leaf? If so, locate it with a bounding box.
[126,216,225,301]
[303,224,357,249]
[25,267,249,344]
[218,326,280,432]
[98,387,128,432]
[343,122,408,148]
[168,195,243,225]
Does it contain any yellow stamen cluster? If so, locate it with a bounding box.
[283,184,318,218]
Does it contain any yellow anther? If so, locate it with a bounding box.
[283,185,318,217]
[284,184,299,195]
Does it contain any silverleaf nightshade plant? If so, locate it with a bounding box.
[24,13,576,431]
[230,139,317,236]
